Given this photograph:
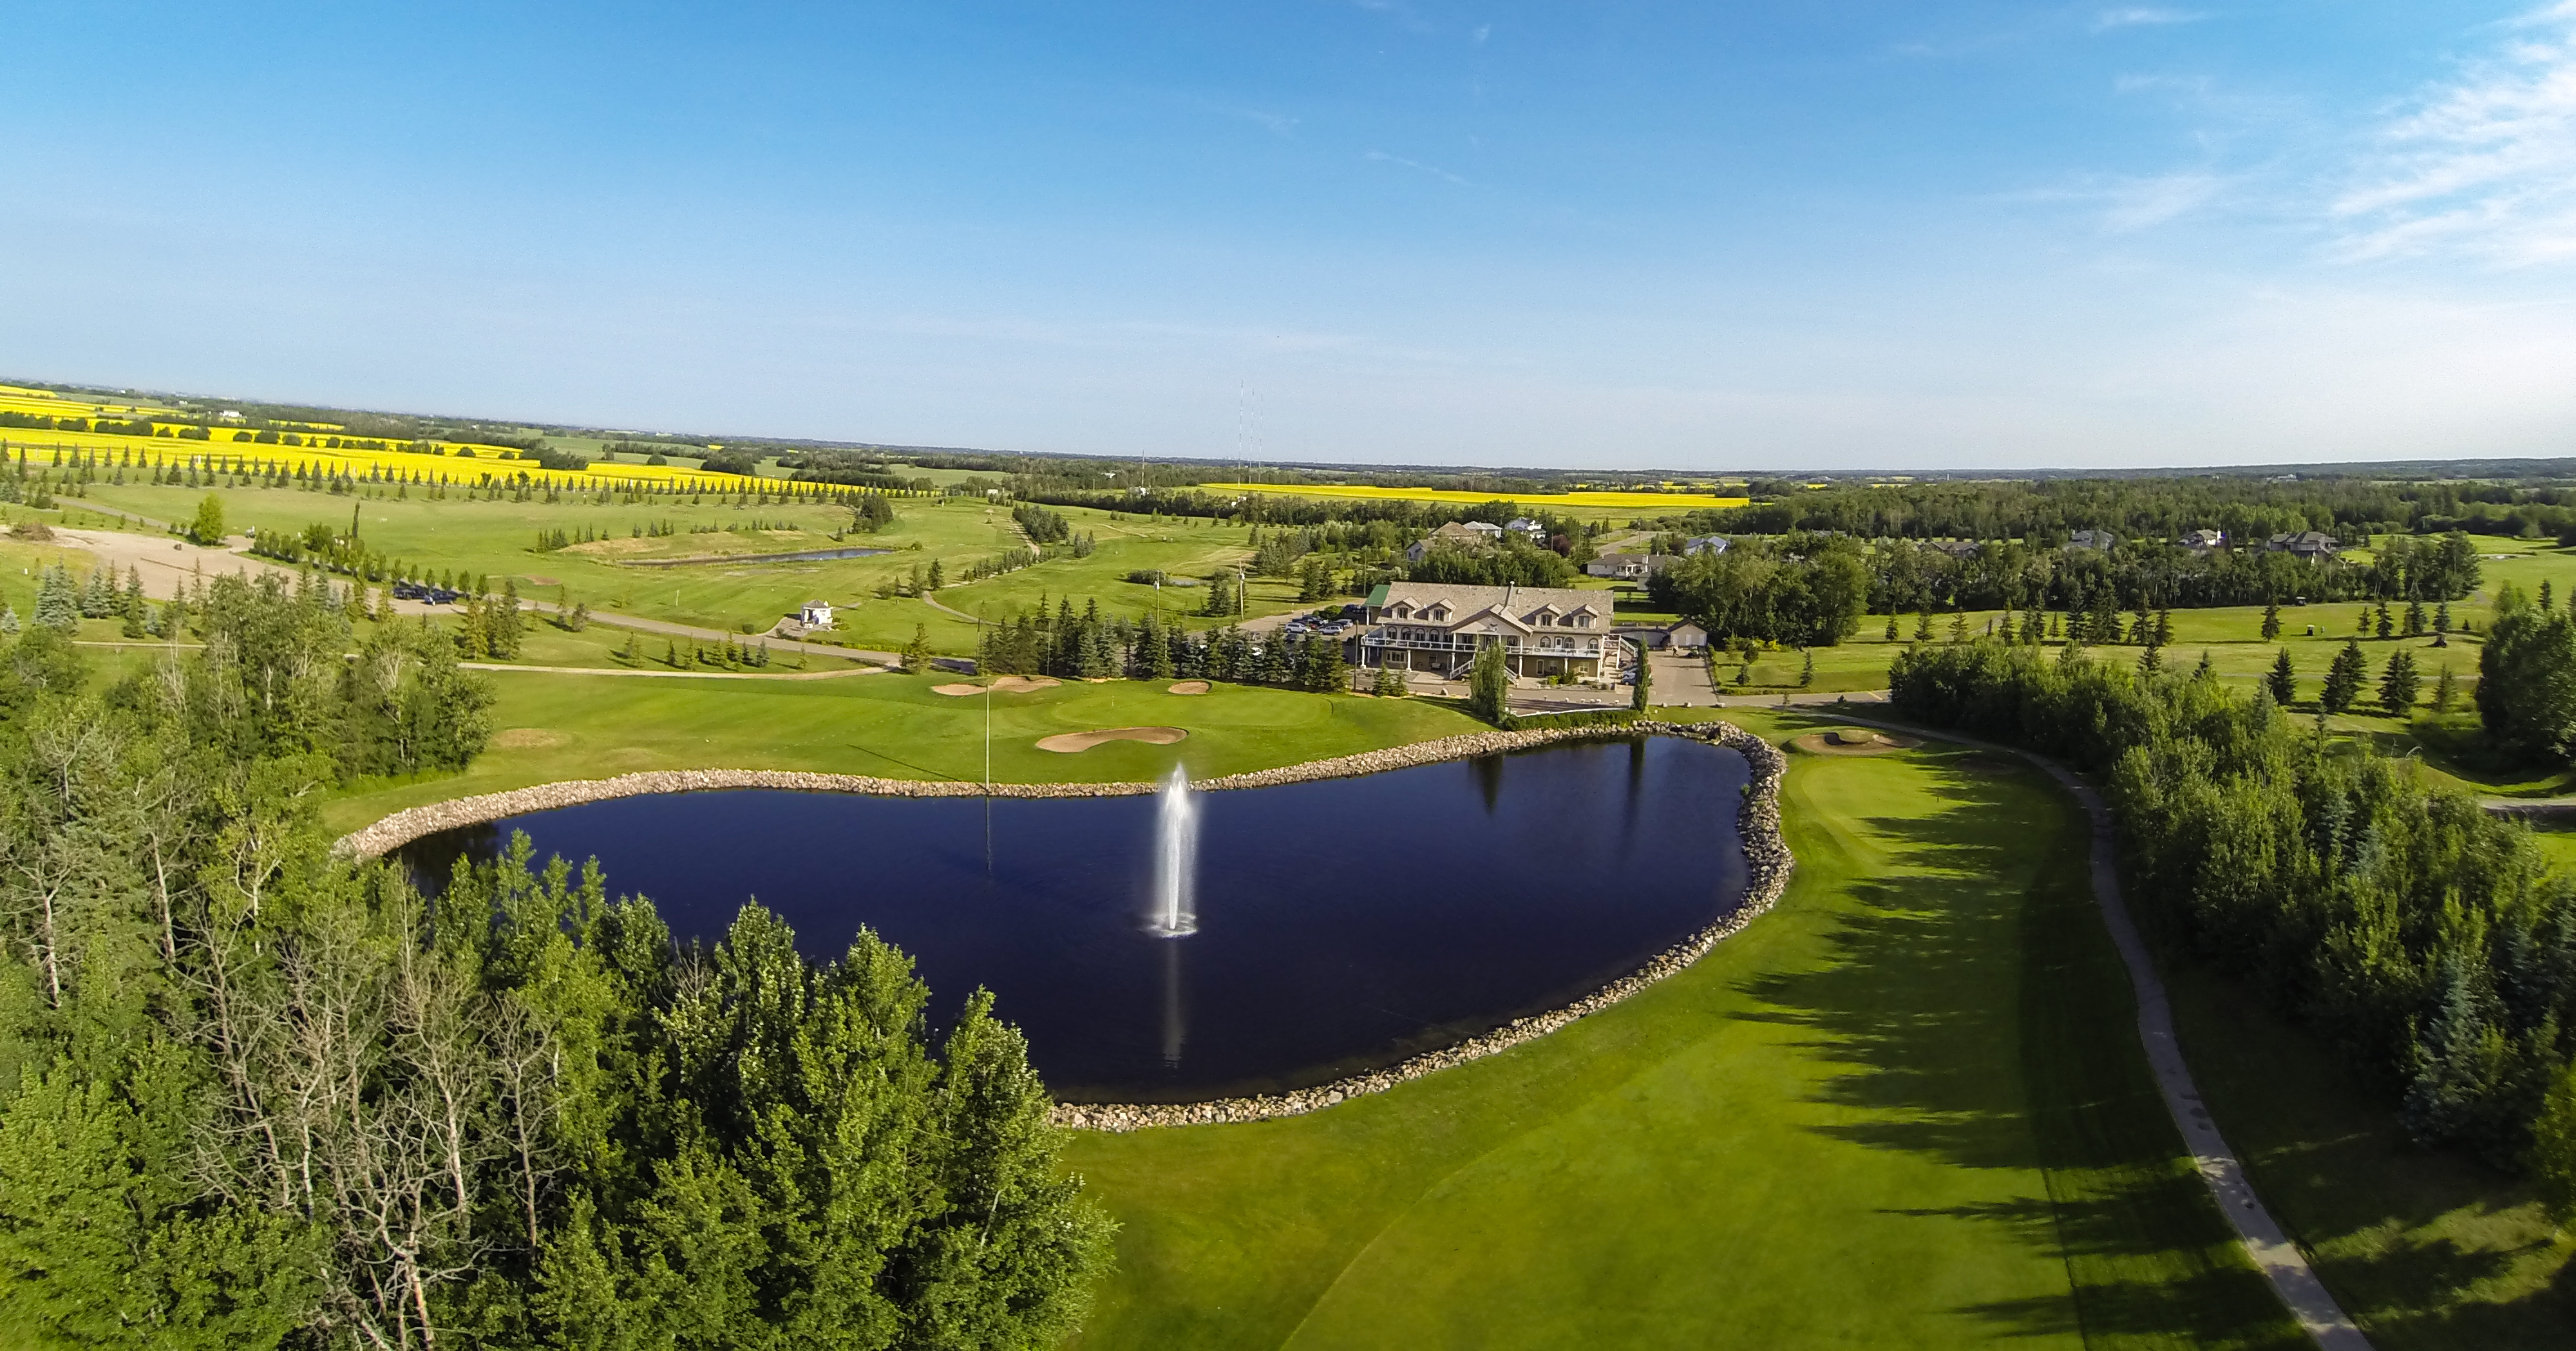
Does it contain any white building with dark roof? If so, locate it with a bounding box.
[1354,581,1616,680]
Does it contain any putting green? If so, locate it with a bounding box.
[1058,716,2300,1348]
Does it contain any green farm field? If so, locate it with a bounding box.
[1059,713,2301,1350]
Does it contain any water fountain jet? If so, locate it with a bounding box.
[1145,764,1198,938]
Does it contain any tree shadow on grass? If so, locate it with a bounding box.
[1744,755,2304,1347]
[1730,766,2047,1173]
[2170,970,2576,1349]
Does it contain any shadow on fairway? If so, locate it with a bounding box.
[1739,750,2304,1348]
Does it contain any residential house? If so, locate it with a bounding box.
[1502,517,1551,543]
[2266,530,2340,560]
[2181,529,2224,552]
[1926,539,1982,559]
[2067,529,2119,551]
[1683,535,1729,556]
[1354,581,1616,680]
[1584,552,1680,580]
[1403,520,1505,563]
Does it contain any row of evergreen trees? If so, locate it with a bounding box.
[0,589,1112,1346]
[1888,641,2576,1210]
[974,600,1353,692]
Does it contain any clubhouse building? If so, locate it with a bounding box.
[1350,581,1618,681]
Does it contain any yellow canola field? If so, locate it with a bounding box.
[0,426,768,492]
[1198,482,1752,511]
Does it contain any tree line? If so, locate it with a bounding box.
[0,583,1112,1346]
[1862,531,2479,614]
[1674,475,2576,545]
[1888,641,2576,1213]
[975,599,1352,692]
[1643,533,1872,647]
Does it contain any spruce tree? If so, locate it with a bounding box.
[33,563,78,630]
[2380,648,2420,714]
[2405,599,2427,637]
[1799,647,1815,687]
[2433,662,2457,713]
[2376,603,2394,639]
[2322,640,2368,713]
[2260,602,2281,640]
[1633,639,1654,710]
[1913,610,1933,641]
[2267,648,2297,706]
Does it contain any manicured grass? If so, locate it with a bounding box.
[1057,714,2298,1348]
[320,672,1484,833]
[71,486,1323,651]
[2168,966,2576,1346]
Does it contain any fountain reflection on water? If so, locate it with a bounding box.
[1145,765,1198,938]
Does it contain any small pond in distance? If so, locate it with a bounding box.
[401,736,1749,1101]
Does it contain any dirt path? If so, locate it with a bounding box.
[1812,711,2371,1350]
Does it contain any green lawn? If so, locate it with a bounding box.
[2168,967,2576,1346]
[320,670,1484,834]
[67,485,1329,652]
[1057,713,2298,1349]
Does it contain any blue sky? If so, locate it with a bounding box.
[3,1,2572,469]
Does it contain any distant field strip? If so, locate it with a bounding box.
[1,427,766,491]
[0,383,771,491]
[1198,482,1752,511]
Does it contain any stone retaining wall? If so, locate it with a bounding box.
[1051,719,1793,1131]
[332,719,1796,1135]
[334,725,1620,860]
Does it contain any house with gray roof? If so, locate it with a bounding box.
[1354,581,1617,681]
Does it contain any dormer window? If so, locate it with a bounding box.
[1388,603,1412,618]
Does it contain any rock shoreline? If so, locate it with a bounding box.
[1050,719,1792,1131]
[330,719,1795,1135]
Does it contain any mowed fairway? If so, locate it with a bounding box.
[321,673,1482,833]
[1059,718,2299,1350]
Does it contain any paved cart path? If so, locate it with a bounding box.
[1815,711,2373,1351]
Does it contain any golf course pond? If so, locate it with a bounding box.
[399,735,1752,1102]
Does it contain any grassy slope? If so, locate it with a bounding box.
[320,672,1484,833]
[1059,717,2297,1350]
[69,486,1333,651]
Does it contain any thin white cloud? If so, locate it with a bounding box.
[2093,8,2207,32]
[2332,2,2576,265]
[1364,149,1471,185]
[2011,172,2227,232]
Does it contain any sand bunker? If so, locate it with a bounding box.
[1792,729,1923,756]
[491,728,569,750]
[931,675,1064,697]
[1035,726,1189,753]
[1167,681,1211,695]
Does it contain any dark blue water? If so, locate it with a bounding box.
[402,737,1749,1101]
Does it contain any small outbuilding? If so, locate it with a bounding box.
[798,600,835,628]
